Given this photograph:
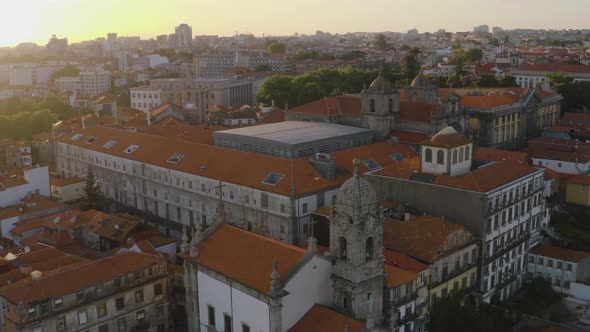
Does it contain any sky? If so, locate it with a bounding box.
[1,0,589,47]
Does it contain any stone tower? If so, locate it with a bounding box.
[406,72,438,104]
[331,159,385,323]
[361,69,399,140]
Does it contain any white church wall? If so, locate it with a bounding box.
[281,256,333,330]
[197,271,270,332]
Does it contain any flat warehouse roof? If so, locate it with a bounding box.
[214,121,372,145]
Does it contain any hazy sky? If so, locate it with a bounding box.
[2,0,589,47]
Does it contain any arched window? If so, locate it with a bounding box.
[365,237,374,262]
[465,146,470,160]
[370,99,375,113]
[339,237,348,261]
[425,148,433,163]
[437,150,445,165]
[459,147,464,162]
[389,99,394,113]
[452,150,458,164]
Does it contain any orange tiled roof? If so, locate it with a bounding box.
[261,110,285,124]
[375,159,539,193]
[385,263,417,288]
[461,92,519,108]
[57,126,416,196]
[398,102,439,123]
[386,130,428,145]
[530,149,590,163]
[286,95,361,117]
[561,112,590,123]
[288,304,364,332]
[383,216,465,262]
[475,147,528,163]
[0,252,165,305]
[566,174,590,186]
[383,249,428,273]
[10,217,46,235]
[183,224,307,294]
[530,245,590,263]
[49,174,83,187]
[0,195,65,220]
[517,63,590,74]
[149,103,184,118]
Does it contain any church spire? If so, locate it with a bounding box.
[269,258,282,296]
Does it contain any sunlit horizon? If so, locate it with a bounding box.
[2,0,590,47]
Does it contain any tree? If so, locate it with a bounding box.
[257,75,295,107]
[497,76,518,87]
[42,92,76,120]
[268,42,286,55]
[52,64,80,78]
[80,167,107,211]
[476,75,499,87]
[547,73,590,113]
[373,34,391,50]
[465,48,483,62]
[401,48,422,80]
[31,109,56,134]
[296,82,324,105]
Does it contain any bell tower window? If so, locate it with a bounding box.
[339,237,348,261]
[365,237,374,262]
[370,99,375,113]
[437,150,445,165]
[389,99,394,113]
[425,148,432,163]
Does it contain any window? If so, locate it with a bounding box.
[280,204,285,214]
[339,237,348,260]
[261,193,269,209]
[566,263,573,271]
[208,305,216,327]
[76,290,85,302]
[28,307,37,318]
[78,310,88,325]
[85,136,96,144]
[261,172,285,186]
[302,203,308,214]
[135,290,144,303]
[54,297,63,309]
[557,261,563,269]
[581,185,586,192]
[154,283,163,296]
[166,153,184,163]
[56,317,66,331]
[546,259,553,268]
[99,324,109,332]
[114,278,121,289]
[242,324,250,332]
[136,310,146,325]
[363,159,382,170]
[97,303,107,318]
[103,140,117,149]
[370,99,375,112]
[452,150,458,164]
[40,301,50,314]
[117,318,127,332]
[389,98,394,113]
[116,297,125,310]
[224,313,232,332]
[124,144,140,154]
[465,146,470,160]
[156,304,165,318]
[565,280,571,289]
[459,147,464,162]
[425,148,432,163]
[365,237,374,262]
[436,150,444,165]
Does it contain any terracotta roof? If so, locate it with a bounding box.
[261,110,285,124]
[10,217,46,235]
[375,159,539,193]
[0,176,28,192]
[91,215,140,241]
[383,216,466,263]
[517,63,590,74]
[385,263,417,288]
[57,126,415,196]
[49,174,83,187]
[383,249,428,273]
[566,174,590,186]
[530,245,590,263]
[386,130,428,145]
[398,102,439,123]
[424,127,471,148]
[286,95,361,117]
[530,149,590,163]
[149,103,184,118]
[0,252,165,305]
[561,112,590,124]
[288,304,364,332]
[0,195,65,220]
[461,92,519,108]
[475,147,528,163]
[183,224,307,294]
[96,96,114,104]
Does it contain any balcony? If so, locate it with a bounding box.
[131,320,150,332]
[485,234,528,264]
[430,263,477,289]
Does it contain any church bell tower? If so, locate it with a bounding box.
[361,68,399,140]
[330,159,385,323]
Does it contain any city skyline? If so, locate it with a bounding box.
[2,0,590,47]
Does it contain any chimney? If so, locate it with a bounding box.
[310,153,336,181]
[30,270,43,280]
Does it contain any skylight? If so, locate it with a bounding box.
[390,153,406,162]
[363,160,382,171]
[103,140,117,149]
[124,145,140,154]
[261,172,285,186]
[85,136,96,144]
[166,153,184,163]
[71,134,83,141]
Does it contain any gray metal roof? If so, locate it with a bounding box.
[215,121,372,145]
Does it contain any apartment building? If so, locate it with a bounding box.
[511,64,590,88]
[55,68,111,99]
[0,166,51,208]
[0,252,169,332]
[130,87,162,113]
[367,127,550,303]
[0,139,32,171]
[194,53,234,78]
